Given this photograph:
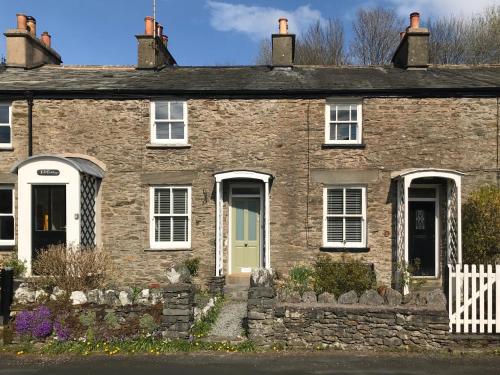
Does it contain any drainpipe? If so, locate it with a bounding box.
[26,92,33,157]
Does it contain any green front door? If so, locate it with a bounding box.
[231,197,260,273]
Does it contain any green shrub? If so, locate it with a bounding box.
[287,265,314,295]
[104,312,120,330]
[138,313,158,333]
[1,253,27,278]
[183,257,201,277]
[462,185,500,264]
[313,255,376,296]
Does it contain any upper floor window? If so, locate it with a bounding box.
[149,186,191,249]
[0,104,12,148]
[151,101,188,145]
[0,186,15,245]
[325,100,362,145]
[323,186,366,248]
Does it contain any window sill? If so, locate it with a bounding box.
[322,143,366,149]
[0,244,16,250]
[145,247,191,252]
[146,143,191,149]
[0,146,14,151]
[320,246,370,253]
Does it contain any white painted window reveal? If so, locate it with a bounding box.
[0,186,15,245]
[325,100,362,144]
[151,101,188,144]
[323,186,366,248]
[150,186,191,249]
[0,103,12,148]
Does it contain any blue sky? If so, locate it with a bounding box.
[1,0,498,66]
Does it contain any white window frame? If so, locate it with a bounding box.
[0,185,15,246]
[323,186,366,248]
[325,99,362,145]
[0,102,12,149]
[149,186,191,250]
[150,100,188,145]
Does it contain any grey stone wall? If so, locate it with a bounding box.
[162,283,195,339]
[0,97,498,286]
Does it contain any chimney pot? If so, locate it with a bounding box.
[41,31,51,48]
[157,24,163,38]
[26,16,36,37]
[145,16,154,36]
[162,35,168,47]
[410,12,420,29]
[16,14,27,31]
[278,18,288,35]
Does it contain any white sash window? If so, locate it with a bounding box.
[150,186,191,249]
[151,101,188,145]
[325,100,362,145]
[0,186,15,245]
[0,103,12,148]
[323,186,366,248]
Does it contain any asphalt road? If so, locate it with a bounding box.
[1,352,500,374]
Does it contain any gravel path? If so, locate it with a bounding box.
[208,302,247,340]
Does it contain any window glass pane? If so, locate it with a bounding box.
[0,216,14,240]
[34,187,50,231]
[409,188,436,198]
[235,200,245,241]
[51,187,66,231]
[337,124,350,140]
[232,187,260,195]
[329,107,336,122]
[155,189,171,214]
[172,217,188,242]
[350,123,357,140]
[345,189,362,215]
[172,189,187,214]
[0,126,10,144]
[155,217,171,242]
[350,107,357,121]
[155,122,170,139]
[329,124,337,141]
[327,217,343,242]
[171,122,185,140]
[345,218,362,242]
[247,199,259,241]
[155,102,169,120]
[0,106,9,124]
[337,105,350,121]
[327,189,343,215]
[170,102,184,120]
[0,189,12,214]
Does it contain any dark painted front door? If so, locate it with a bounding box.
[409,201,436,276]
[32,185,66,262]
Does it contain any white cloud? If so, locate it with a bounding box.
[206,1,325,41]
[387,0,499,18]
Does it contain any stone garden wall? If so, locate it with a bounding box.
[247,273,499,350]
[13,282,196,339]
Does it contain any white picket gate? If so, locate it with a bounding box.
[448,264,500,333]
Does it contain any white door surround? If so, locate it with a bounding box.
[11,154,104,274]
[213,170,272,276]
[392,168,464,294]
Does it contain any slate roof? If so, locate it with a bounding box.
[0,64,499,97]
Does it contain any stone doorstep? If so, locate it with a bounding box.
[225,273,250,286]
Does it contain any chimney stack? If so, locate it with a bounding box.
[392,12,429,69]
[136,16,176,69]
[271,18,295,67]
[4,14,61,69]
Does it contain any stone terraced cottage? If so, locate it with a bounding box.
[0,13,498,291]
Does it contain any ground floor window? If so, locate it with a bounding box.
[323,186,366,248]
[149,186,191,249]
[0,186,14,245]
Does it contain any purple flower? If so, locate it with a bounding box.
[54,318,72,341]
[15,305,54,339]
[15,310,34,336]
